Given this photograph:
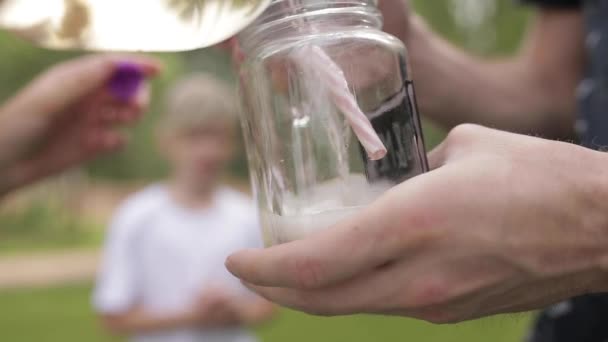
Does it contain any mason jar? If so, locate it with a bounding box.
[237,0,429,246]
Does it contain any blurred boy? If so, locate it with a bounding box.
[93,74,275,342]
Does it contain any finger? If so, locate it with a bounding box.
[427,124,496,169]
[101,83,150,124]
[83,82,151,124]
[131,82,152,111]
[242,258,494,322]
[230,39,245,65]
[241,262,404,316]
[226,178,439,289]
[19,54,161,117]
[240,250,462,317]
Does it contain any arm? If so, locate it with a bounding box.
[0,55,161,197]
[101,295,275,335]
[232,297,277,326]
[381,2,585,137]
[99,282,276,335]
[100,292,239,335]
[101,308,207,335]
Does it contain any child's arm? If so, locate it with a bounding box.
[231,297,277,326]
[101,308,204,334]
[100,291,244,335]
[0,55,161,196]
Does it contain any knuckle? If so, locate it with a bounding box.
[400,207,437,233]
[445,124,484,147]
[291,256,326,289]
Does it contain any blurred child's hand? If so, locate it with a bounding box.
[0,54,162,195]
[193,287,241,327]
[196,287,234,308]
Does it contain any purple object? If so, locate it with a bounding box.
[108,62,144,102]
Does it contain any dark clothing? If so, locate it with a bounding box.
[521,0,608,341]
[528,295,608,342]
[578,0,608,149]
[522,0,581,8]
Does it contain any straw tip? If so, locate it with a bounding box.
[368,149,387,161]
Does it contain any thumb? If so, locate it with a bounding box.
[16,54,161,117]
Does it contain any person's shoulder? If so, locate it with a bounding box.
[110,184,169,230]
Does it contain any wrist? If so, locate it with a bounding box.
[179,309,202,326]
[234,305,253,325]
[402,14,433,52]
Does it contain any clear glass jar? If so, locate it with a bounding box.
[238,0,428,246]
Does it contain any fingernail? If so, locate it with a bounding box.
[225,256,236,273]
[109,62,144,103]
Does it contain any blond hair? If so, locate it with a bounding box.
[163,74,238,131]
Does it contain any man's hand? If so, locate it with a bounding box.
[226,124,608,323]
[0,54,161,195]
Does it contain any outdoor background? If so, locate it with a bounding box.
[0,1,534,341]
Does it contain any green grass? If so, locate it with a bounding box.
[0,203,105,255]
[0,285,121,342]
[0,284,533,342]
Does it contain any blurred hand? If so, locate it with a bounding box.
[193,287,241,327]
[378,0,413,42]
[226,124,608,323]
[0,54,162,195]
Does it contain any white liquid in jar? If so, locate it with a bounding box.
[261,206,363,246]
[0,0,270,51]
[259,174,391,246]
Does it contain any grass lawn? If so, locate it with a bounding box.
[0,203,105,256]
[0,284,533,342]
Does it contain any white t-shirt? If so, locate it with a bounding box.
[93,185,263,342]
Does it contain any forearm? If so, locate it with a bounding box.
[406,23,558,134]
[235,299,276,326]
[399,11,584,137]
[102,309,201,335]
[0,102,43,170]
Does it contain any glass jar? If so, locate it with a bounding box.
[238,0,428,247]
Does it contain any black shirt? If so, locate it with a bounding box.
[522,0,581,7]
[518,0,608,341]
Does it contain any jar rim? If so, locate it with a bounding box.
[238,0,381,53]
[255,0,378,23]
